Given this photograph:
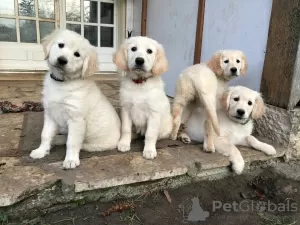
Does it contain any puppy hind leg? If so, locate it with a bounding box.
[170,102,184,140]
[203,120,215,152]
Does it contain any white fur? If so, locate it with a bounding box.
[185,86,276,174]
[114,36,172,159]
[30,29,120,169]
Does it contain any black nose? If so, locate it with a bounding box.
[135,57,144,66]
[237,109,245,116]
[230,67,237,73]
[57,56,68,65]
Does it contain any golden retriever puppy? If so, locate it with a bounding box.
[171,50,248,153]
[30,29,121,169]
[113,36,171,159]
[185,86,276,174]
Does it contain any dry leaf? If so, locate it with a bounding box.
[163,190,172,204]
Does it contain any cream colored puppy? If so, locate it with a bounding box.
[171,50,248,152]
[113,36,171,159]
[185,86,276,174]
[30,29,120,169]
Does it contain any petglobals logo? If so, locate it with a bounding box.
[212,199,297,213]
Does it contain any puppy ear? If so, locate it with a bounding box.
[152,44,168,76]
[113,43,128,70]
[252,95,265,119]
[41,29,59,60]
[240,52,248,76]
[206,51,223,76]
[82,48,98,78]
[221,88,232,111]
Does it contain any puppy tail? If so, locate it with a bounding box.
[200,93,220,136]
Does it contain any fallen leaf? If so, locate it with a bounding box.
[163,190,172,204]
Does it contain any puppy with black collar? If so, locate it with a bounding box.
[30,29,120,169]
[181,86,277,174]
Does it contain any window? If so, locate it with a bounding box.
[0,0,58,43]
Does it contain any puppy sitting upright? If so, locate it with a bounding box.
[113,36,171,159]
[30,29,120,169]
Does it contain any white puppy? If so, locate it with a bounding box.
[30,29,120,169]
[113,36,171,159]
[171,50,248,152]
[185,86,276,174]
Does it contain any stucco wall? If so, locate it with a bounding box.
[201,0,273,91]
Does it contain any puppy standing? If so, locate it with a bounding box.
[186,86,276,174]
[30,29,120,169]
[171,50,248,152]
[113,36,171,159]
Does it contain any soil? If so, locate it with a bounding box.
[5,168,300,225]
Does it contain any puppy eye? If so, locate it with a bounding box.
[74,52,80,57]
[248,101,252,106]
[131,47,137,52]
[234,97,239,101]
[147,49,153,54]
[236,59,240,63]
[58,43,64,48]
[224,60,229,64]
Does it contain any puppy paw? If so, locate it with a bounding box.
[143,147,157,159]
[203,140,215,153]
[264,145,277,156]
[232,160,245,175]
[170,132,178,141]
[178,133,191,144]
[63,158,80,169]
[30,148,49,159]
[117,140,131,152]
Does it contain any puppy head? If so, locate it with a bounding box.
[113,36,168,79]
[42,29,98,80]
[207,50,248,80]
[221,86,265,124]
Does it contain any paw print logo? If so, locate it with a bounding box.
[187,197,210,222]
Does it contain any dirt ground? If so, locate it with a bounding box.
[3,166,300,225]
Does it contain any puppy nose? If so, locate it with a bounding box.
[135,57,144,65]
[230,67,237,73]
[57,56,68,65]
[237,109,245,116]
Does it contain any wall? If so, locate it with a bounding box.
[201,0,273,91]
[132,0,142,36]
[146,0,198,96]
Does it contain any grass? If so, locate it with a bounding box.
[119,208,143,225]
[0,213,8,225]
[258,213,298,225]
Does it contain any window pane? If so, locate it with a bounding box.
[66,23,81,34]
[40,21,55,40]
[20,19,37,43]
[101,26,113,47]
[66,0,80,22]
[0,0,15,15]
[0,18,17,42]
[84,25,97,46]
[38,0,54,19]
[18,0,35,17]
[84,1,98,23]
[101,2,113,24]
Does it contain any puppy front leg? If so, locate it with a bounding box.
[118,108,132,152]
[143,114,160,159]
[241,135,276,156]
[63,119,85,169]
[30,114,57,159]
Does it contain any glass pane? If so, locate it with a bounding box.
[84,25,97,46]
[40,21,55,40]
[66,23,81,34]
[38,0,54,19]
[101,2,114,24]
[0,0,15,15]
[20,19,37,43]
[0,18,17,42]
[18,0,35,17]
[84,1,98,23]
[66,0,80,22]
[101,26,113,47]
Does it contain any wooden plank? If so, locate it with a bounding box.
[141,0,147,36]
[193,0,206,64]
[260,0,300,109]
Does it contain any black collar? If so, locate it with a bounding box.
[50,73,64,82]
